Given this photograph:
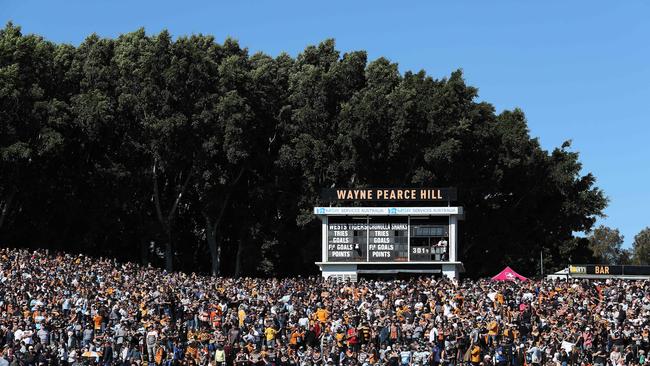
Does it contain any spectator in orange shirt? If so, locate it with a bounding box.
[93,313,103,334]
[470,343,482,366]
[316,307,330,324]
[289,327,304,349]
[487,319,499,347]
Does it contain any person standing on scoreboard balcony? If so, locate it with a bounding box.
[437,238,448,261]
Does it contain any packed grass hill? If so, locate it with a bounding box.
[1,248,650,365]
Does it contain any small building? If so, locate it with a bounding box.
[565,264,650,280]
[547,265,650,280]
[546,268,570,280]
[314,188,464,281]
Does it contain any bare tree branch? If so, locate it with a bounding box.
[211,166,246,237]
[168,166,194,223]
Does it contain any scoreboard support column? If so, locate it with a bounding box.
[407,216,411,261]
[442,264,459,279]
[321,215,328,262]
[366,216,370,262]
[449,215,457,262]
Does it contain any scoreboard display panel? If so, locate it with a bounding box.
[327,217,367,261]
[367,217,408,262]
[409,216,449,261]
[326,216,448,262]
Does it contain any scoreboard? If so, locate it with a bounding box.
[326,216,448,262]
[314,203,463,280]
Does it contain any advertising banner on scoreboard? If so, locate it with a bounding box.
[314,207,462,215]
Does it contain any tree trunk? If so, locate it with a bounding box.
[235,239,244,278]
[203,167,246,277]
[152,160,193,274]
[165,229,173,272]
[140,237,149,266]
[207,228,220,276]
[206,217,220,276]
[0,187,17,231]
[137,213,149,266]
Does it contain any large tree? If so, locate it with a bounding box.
[191,38,254,276]
[632,227,650,264]
[0,24,64,236]
[587,225,627,264]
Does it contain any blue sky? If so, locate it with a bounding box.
[3,1,649,246]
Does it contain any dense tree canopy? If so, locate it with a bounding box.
[0,24,608,277]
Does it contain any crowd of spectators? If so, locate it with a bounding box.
[1,248,649,366]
